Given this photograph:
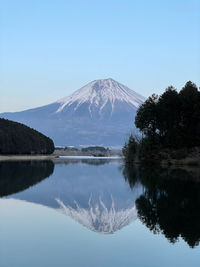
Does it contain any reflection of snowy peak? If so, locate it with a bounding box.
[0,78,145,146]
[9,161,143,233]
[56,196,137,234]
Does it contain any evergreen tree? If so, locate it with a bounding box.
[125,81,200,161]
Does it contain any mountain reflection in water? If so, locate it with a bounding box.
[0,160,141,234]
[1,159,200,248]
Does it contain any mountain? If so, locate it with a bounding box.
[0,78,145,146]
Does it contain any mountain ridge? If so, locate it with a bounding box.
[0,78,145,146]
[55,78,145,115]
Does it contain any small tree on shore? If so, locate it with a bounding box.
[123,134,139,163]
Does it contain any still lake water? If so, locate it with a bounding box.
[0,159,200,267]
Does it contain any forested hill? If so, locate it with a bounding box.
[0,118,54,155]
[123,81,200,163]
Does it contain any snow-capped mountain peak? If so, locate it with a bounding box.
[55,78,145,113]
[0,78,145,146]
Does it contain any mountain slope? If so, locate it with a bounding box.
[0,78,145,146]
[56,78,144,114]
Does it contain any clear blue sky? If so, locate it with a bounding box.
[0,0,200,112]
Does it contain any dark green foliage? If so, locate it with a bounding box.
[179,81,200,147]
[0,118,54,154]
[157,86,181,146]
[0,161,54,197]
[125,81,200,161]
[135,94,159,137]
[122,134,138,163]
[123,164,200,248]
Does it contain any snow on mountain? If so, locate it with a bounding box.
[0,78,145,146]
[56,196,137,234]
[55,78,145,114]
[8,160,143,234]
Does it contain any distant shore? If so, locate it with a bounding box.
[0,155,56,161]
[59,155,122,159]
[0,154,122,161]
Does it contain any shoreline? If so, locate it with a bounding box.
[0,154,122,162]
[0,155,56,161]
[1,154,199,166]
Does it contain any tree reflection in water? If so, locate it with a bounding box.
[0,161,54,197]
[123,164,200,248]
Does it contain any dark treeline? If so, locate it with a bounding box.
[123,81,200,162]
[0,118,54,154]
[123,164,200,248]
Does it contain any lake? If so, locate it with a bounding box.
[0,159,200,267]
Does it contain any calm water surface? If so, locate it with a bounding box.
[0,159,200,267]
